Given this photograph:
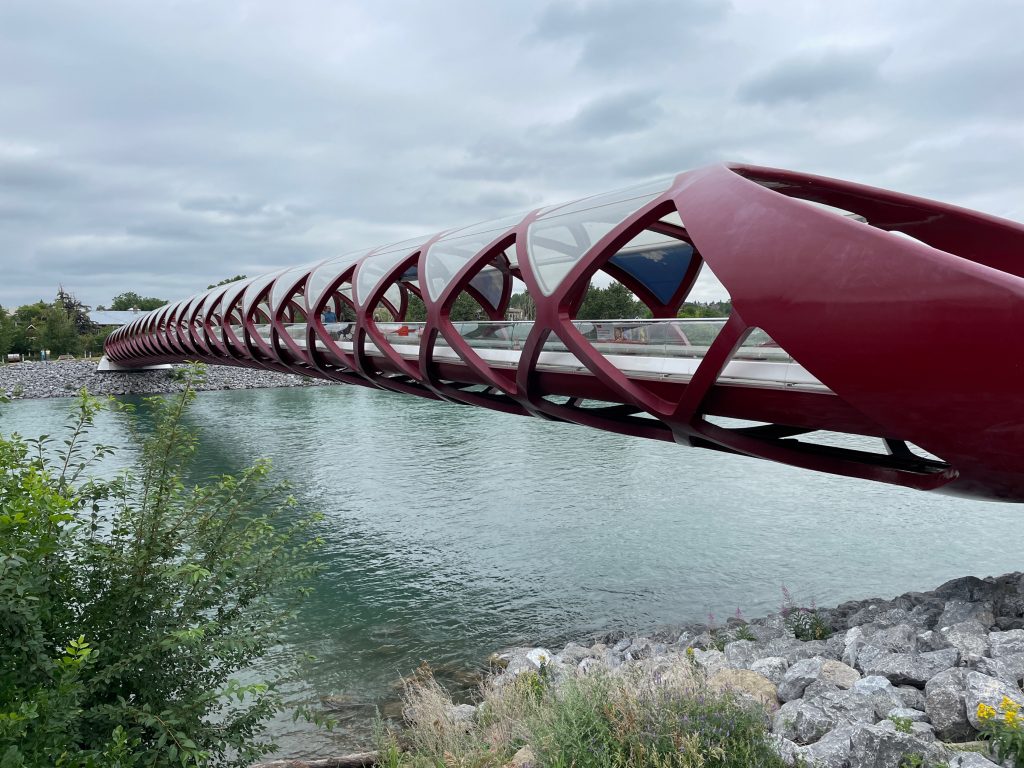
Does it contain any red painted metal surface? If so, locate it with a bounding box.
[105,164,1024,502]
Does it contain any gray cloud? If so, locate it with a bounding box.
[533,0,729,70]
[737,45,890,105]
[569,90,665,138]
[0,0,1021,311]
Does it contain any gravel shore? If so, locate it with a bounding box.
[0,360,336,400]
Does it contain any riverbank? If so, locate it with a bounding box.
[450,571,1024,767]
[0,359,336,399]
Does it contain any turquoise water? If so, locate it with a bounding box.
[3,386,1023,756]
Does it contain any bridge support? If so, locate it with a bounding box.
[96,355,172,373]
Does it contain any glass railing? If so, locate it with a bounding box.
[232,318,806,386]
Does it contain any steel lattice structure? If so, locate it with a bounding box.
[105,164,1024,501]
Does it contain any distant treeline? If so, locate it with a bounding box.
[1,290,168,359]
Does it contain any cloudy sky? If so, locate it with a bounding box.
[1,0,1022,308]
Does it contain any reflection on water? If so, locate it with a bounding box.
[4,386,1024,757]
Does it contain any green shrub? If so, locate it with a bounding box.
[780,585,831,641]
[0,366,324,767]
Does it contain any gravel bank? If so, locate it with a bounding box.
[0,360,336,400]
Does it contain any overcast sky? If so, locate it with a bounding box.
[1,0,1022,308]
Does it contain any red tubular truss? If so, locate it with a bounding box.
[105,164,1024,502]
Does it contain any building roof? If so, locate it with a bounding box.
[89,310,148,326]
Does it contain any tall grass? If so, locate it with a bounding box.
[376,658,790,768]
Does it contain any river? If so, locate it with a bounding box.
[3,385,1022,757]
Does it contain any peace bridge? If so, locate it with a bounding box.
[104,164,1024,502]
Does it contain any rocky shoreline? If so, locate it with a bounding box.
[0,360,336,400]
[485,573,1024,768]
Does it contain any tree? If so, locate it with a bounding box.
[109,292,167,312]
[207,275,247,290]
[56,286,97,335]
[0,307,13,358]
[677,300,732,318]
[0,369,324,766]
[576,281,645,320]
[507,291,536,320]
[41,304,83,357]
[9,302,48,356]
[403,292,482,323]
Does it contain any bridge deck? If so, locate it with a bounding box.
[251,319,828,393]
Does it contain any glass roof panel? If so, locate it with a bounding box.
[270,261,322,312]
[220,278,254,318]
[306,249,369,312]
[423,214,520,301]
[527,178,672,296]
[384,283,402,313]
[242,271,284,316]
[469,265,504,310]
[354,244,423,306]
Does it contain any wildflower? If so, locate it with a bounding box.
[1005,709,1019,726]
[977,702,998,721]
[1001,696,1020,714]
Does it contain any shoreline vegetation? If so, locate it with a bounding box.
[256,570,1024,768]
[0,368,329,766]
[4,365,1023,767]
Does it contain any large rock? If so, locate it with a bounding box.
[749,614,790,642]
[866,623,919,654]
[778,657,826,702]
[897,685,927,711]
[773,688,875,744]
[690,648,727,678]
[939,600,995,630]
[558,642,592,666]
[769,734,799,765]
[708,668,778,710]
[925,668,972,741]
[964,671,1024,729]
[848,722,951,768]
[936,621,991,658]
[794,723,857,768]
[935,577,996,605]
[750,656,789,686]
[852,675,905,719]
[937,602,995,630]
[848,605,912,629]
[843,626,867,668]
[821,659,861,689]
[989,629,1024,658]
[861,648,959,687]
[723,639,761,669]
[947,751,1002,767]
[763,638,831,664]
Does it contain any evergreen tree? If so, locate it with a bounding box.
[56,286,97,335]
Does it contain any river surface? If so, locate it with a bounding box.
[3,385,1023,757]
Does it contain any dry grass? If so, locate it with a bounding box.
[376,654,791,768]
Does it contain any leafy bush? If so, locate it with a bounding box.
[0,367,323,767]
[780,585,831,641]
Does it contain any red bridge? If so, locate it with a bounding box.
[104,164,1024,502]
